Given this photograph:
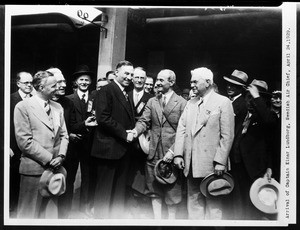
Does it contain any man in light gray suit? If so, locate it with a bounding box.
[131,69,187,219]
[173,67,234,220]
[14,71,69,218]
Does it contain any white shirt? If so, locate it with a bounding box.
[133,89,144,106]
[163,90,174,105]
[77,89,88,103]
[18,89,31,99]
[232,93,242,102]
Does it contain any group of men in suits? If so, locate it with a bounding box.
[10,61,280,220]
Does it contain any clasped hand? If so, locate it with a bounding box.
[126,129,138,143]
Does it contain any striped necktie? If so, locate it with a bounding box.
[44,101,51,116]
[123,90,128,101]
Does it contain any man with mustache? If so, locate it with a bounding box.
[66,65,98,218]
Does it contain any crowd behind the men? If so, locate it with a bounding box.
[9,61,282,220]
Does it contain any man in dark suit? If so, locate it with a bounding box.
[14,71,68,218]
[127,67,153,218]
[66,65,98,218]
[222,70,249,220]
[10,71,33,217]
[231,79,278,220]
[91,60,135,219]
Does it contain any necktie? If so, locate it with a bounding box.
[81,94,86,104]
[44,101,51,116]
[24,93,32,98]
[162,95,166,109]
[242,112,252,134]
[123,90,128,101]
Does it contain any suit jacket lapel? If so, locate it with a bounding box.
[112,82,134,119]
[154,96,163,125]
[29,97,54,131]
[73,93,84,115]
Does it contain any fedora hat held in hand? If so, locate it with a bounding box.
[154,159,179,185]
[200,172,235,198]
[39,166,67,198]
[250,176,281,214]
[138,130,150,155]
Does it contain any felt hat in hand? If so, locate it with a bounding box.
[138,130,150,155]
[39,166,67,198]
[200,172,235,198]
[154,159,179,185]
[250,176,280,214]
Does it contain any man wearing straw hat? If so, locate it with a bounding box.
[14,71,68,218]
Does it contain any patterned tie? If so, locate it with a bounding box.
[123,90,128,101]
[162,95,166,109]
[81,94,86,104]
[242,112,252,134]
[44,101,51,116]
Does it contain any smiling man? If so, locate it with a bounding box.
[91,60,136,219]
[14,71,68,218]
[66,65,98,218]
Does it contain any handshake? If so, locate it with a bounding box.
[126,129,138,143]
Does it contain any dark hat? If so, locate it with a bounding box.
[72,65,94,80]
[200,172,234,198]
[250,177,280,214]
[250,79,272,97]
[39,166,67,197]
[223,70,248,86]
[154,159,179,185]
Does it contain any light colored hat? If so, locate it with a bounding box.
[250,79,272,97]
[39,166,67,198]
[154,159,179,185]
[138,130,150,155]
[223,69,248,86]
[250,177,280,214]
[200,172,234,198]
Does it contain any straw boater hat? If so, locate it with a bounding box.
[39,166,67,198]
[250,177,280,214]
[223,69,248,86]
[200,172,235,198]
[72,64,94,80]
[154,159,179,185]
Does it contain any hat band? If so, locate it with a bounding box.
[229,75,247,85]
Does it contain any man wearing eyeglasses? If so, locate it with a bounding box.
[10,71,33,217]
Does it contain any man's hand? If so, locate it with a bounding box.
[163,150,174,163]
[214,163,225,176]
[69,133,83,143]
[126,130,134,143]
[173,157,185,170]
[49,156,64,169]
[264,168,272,182]
[85,116,98,127]
[247,84,260,98]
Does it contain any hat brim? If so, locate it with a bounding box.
[223,76,246,86]
[39,166,67,197]
[200,172,234,198]
[72,71,94,80]
[250,177,280,214]
[154,159,178,185]
[138,131,150,155]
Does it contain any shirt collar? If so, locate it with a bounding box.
[114,79,125,92]
[201,89,213,107]
[232,93,242,102]
[77,89,88,101]
[133,88,144,97]
[18,89,30,99]
[35,95,49,108]
[163,90,174,105]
